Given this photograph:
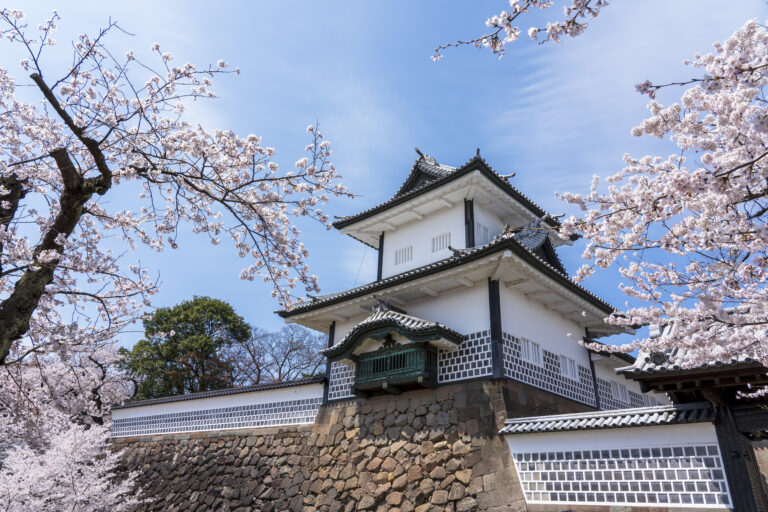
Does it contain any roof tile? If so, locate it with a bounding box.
[112,375,325,410]
[499,402,714,435]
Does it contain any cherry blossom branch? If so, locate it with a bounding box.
[433,0,607,60]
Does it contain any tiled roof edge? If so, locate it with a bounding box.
[332,156,553,230]
[499,402,714,435]
[278,235,616,318]
[111,375,325,410]
[322,311,463,358]
[616,351,764,376]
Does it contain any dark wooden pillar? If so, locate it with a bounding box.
[587,354,601,411]
[488,278,503,379]
[714,404,768,511]
[322,321,336,405]
[585,328,601,410]
[376,232,384,281]
[464,199,475,248]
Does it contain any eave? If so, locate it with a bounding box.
[322,322,462,361]
[621,361,768,395]
[499,402,715,435]
[332,156,574,248]
[278,236,625,337]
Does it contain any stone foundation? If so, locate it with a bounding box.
[115,379,591,512]
[756,440,768,497]
[116,380,767,511]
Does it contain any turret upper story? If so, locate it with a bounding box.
[333,151,573,280]
[278,151,667,408]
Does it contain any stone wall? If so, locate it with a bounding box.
[756,440,768,497]
[115,379,592,512]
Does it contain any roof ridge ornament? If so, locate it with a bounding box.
[447,245,471,257]
[414,147,438,166]
[371,295,406,314]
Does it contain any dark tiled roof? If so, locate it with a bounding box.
[499,402,714,435]
[333,154,554,230]
[393,155,456,198]
[616,349,761,376]
[112,376,325,410]
[322,304,463,358]
[278,233,616,318]
[511,219,567,275]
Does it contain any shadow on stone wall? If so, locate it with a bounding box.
[114,379,593,512]
[756,440,768,499]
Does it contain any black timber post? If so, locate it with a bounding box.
[586,328,601,410]
[322,321,336,405]
[376,232,385,281]
[713,404,768,511]
[464,199,475,248]
[488,278,503,379]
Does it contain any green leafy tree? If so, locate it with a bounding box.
[121,296,251,400]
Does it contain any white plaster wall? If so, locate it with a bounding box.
[473,203,504,246]
[505,422,719,453]
[331,314,368,346]
[499,284,590,366]
[111,382,324,421]
[407,283,490,335]
[381,203,464,278]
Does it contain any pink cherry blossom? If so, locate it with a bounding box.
[433,0,607,60]
[561,19,768,370]
[0,10,350,509]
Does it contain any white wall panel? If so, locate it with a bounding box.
[381,203,464,278]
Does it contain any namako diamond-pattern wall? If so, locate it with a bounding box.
[513,444,730,508]
[326,328,652,411]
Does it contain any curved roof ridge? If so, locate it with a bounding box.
[333,154,554,230]
[280,233,618,319]
[499,402,714,435]
[321,306,463,359]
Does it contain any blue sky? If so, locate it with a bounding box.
[12,1,768,346]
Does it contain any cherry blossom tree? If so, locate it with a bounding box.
[560,19,768,369]
[0,9,347,510]
[436,3,768,370]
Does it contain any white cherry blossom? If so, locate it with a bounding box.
[560,19,768,370]
[0,10,349,509]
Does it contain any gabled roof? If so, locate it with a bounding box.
[278,231,615,318]
[112,376,325,410]
[322,303,463,359]
[393,153,456,197]
[499,402,714,435]
[511,217,567,275]
[333,153,556,230]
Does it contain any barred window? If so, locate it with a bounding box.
[475,222,490,245]
[521,338,542,365]
[559,355,578,380]
[431,232,451,252]
[611,381,629,403]
[394,246,412,265]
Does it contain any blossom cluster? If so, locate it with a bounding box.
[0,9,348,509]
[560,19,768,371]
[433,0,607,60]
